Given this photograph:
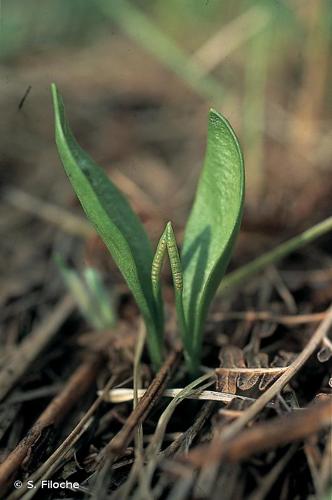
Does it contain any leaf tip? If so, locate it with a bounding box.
[209,108,233,130]
[166,221,175,238]
[50,84,67,143]
[51,83,59,106]
[207,108,244,173]
[208,107,223,120]
[51,83,62,126]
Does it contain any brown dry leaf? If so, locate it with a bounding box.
[314,393,332,403]
[238,351,269,391]
[259,351,296,391]
[216,346,292,394]
[217,346,246,394]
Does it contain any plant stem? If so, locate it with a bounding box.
[218,216,332,295]
[186,354,200,379]
[101,349,181,459]
[146,318,164,371]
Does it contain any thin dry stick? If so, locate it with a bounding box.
[304,440,321,495]
[215,401,331,465]
[216,366,288,376]
[133,320,146,454]
[106,373,213,500]
[186,304,332,465]
[0,295,75,402]
[18,423,92,500]
[162,401,215,458]
[93,350,183,499]
[112,322,148,500]
[134,374,216,498]
[103,388,278,408]
[146,375,215,461]
[0,355,102,490]
[3,187,93,238]
[187,400,332,467]
[267,266,297,313]
[247,445,298,500]
[99,349,182,461]
[222,303,332,441]
[211,310,328,326]
[8,375,117,500]
[317,428,332,495]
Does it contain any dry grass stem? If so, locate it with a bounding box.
[0,356,103,491]
[99,349,182,461]
[185,303,332,465]
[211,310,328,325]
[3,187,93,238]
[0,295,75,402]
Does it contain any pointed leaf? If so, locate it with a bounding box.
[182,109,245,361]
[51,84,163,365]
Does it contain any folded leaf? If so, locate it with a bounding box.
[51,84,163,366]
[182,109,244,366]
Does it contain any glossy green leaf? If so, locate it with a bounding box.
[51,83,163,367]
[182,109,245,369]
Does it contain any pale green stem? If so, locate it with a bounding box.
[219,216,332,295]
[145,317,164,371]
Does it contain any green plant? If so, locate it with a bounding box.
[218,216,332,295]
[56,256,116,330]
[51,83,244,374]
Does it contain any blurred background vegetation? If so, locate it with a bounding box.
[1,0,331,297]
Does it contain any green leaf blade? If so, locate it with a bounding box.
[51,84,163,366]
[182,109,245,361]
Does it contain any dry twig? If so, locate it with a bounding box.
[211,310,328,326]
[185,304,332,466]
[0,295,75,402]
[188,400,332,466]
[99,349,182,462]
[7,376,117,500]
[0,355,103,491]
[3,187,93,238]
